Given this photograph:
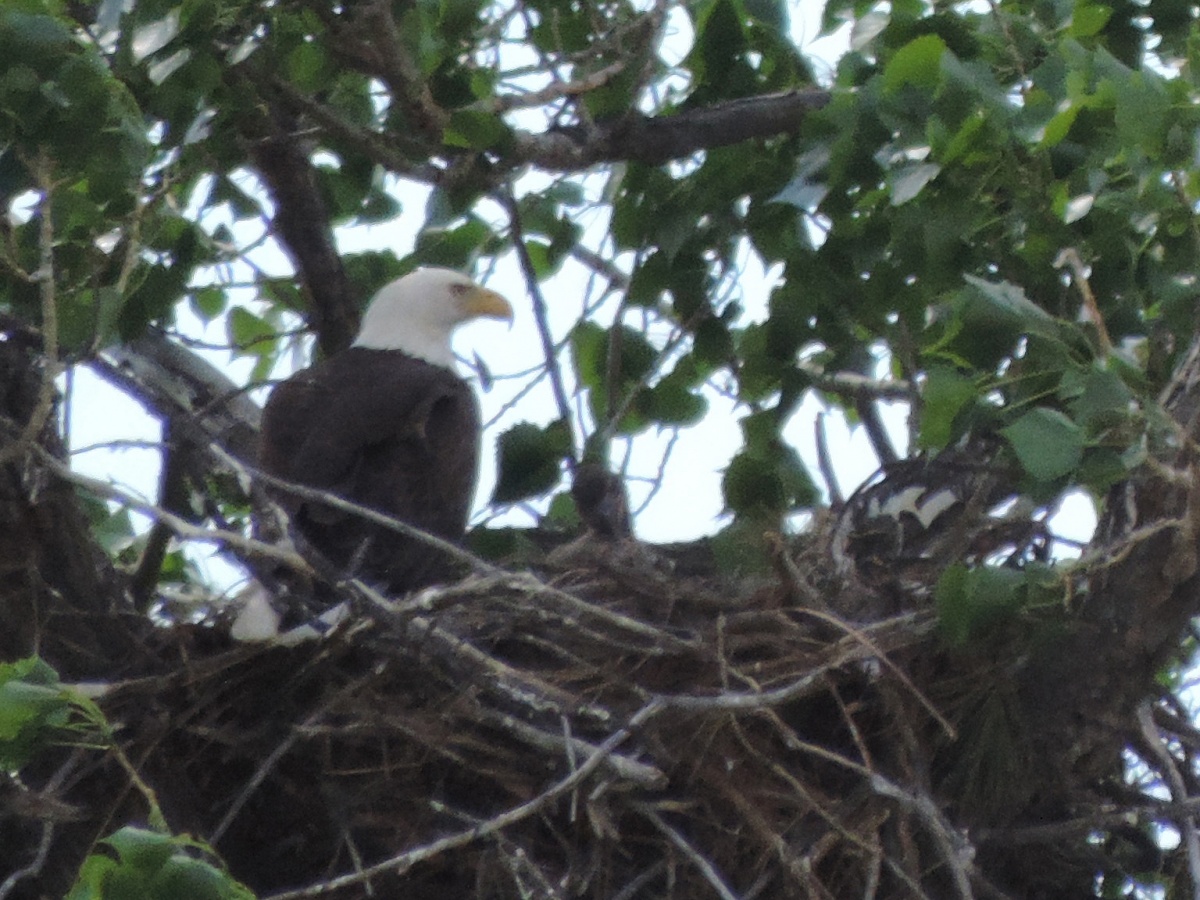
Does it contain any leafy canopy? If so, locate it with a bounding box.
[0,0,1195,577]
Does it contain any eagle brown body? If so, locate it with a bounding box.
[260,348,478,591]
[257,268,512,594]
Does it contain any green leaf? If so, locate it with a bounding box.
[936,564,1025,645]
[690,0,748,89]
[743,0,787,27]
[0,657,69,770]
[0,680,66,743]
[723,451,786,516]
[103,827,176,872]
[414,217,493,268]
[286,41,329,93]
[643,378,708,426]
[934,563,971,644]
[918,366,977,449]
[961,275,1053,327]
[570,320,608,393]
[1070,0,1113,37]
[443,109,509,150]
[66,854,119,900]
[722,421,818,519]
[1065,365,1134,432]
[68,828,256,900]
[890,162,941,205]
[190,287,227,323]
[1036,104,1079,149]
[150,856,243,900]
[570,321,660,433]
[491,419,572,504]
[59,286,126,352]
[1000,407,1085,481]
[882,34,947,94]
[709,516,774,576]
[545,490,582,529]
[227,307,275,353]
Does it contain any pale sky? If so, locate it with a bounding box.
[62,2,1096,589]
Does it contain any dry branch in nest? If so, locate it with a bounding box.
[7,337,1200,899]
[7,512,1167,900]
[104,547,954,900]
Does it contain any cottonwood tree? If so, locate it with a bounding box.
[3,0,1200,897]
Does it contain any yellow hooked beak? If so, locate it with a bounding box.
[462,285,514,324]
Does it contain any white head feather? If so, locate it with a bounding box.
[352,267,512,369]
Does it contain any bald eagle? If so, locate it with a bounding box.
[259,268,513,592]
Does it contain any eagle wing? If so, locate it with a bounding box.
[260,349,480,589]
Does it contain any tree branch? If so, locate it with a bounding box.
[95,331,261,461]
[512,89,830,170]
[31,443,313,574]
[500,190,579,466]
[232,72,360,356]
[258,82,830,189]
[0,155,61,468]
[262,698,665,900]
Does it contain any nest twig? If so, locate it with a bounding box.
[4,522,1187,899]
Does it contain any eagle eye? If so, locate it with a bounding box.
[448,283,471,296]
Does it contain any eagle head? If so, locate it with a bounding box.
[353,267,513,368]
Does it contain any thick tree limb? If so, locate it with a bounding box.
[512,89,830,170]
[96,331,261,461]
[0,336,143,678]
[232,73,360,356]
[266,79,830,183]
[1008,327,1200,827]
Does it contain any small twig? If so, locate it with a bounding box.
[633,429,679,517]
[797,358,913,401]
[611,861,668,900]
[653,612,938,713]
[815,412,843,506]
[70,438,167,456]
[634,801,743,900]
[210,677,375,847]
[480,59,628,113]
[869,774,975,900]
[211,726,303,847]
[470,705,664,787]
[265,74,439,181]
[1054,247,1112,357]
[263,699,665,899]
[211,444,499,576]
[978,794,1200,845]
[795,607,956,740]
[766,531,829,611]
[1136,700,1200,896]
[570,244,630,290]
[500,189,579,468]
[0,821,54,900]
[0,154,62,467]
[728,709,890,882]
[30,442,313,574]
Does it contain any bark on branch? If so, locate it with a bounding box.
[264,79,830,184]
[96,331,261,462]
[512,89,831,170]
[231,71,360,356]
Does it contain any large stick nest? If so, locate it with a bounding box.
[9,514,1165,900]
